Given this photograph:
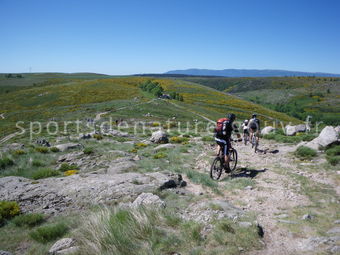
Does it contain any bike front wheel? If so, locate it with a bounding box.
[229,149,238,171]
[210,157,223,180]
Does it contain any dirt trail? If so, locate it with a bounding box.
[195,139,339,255]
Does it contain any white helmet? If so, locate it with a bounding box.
[244,119,249,123]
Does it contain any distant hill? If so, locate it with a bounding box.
[165,69,340,77]
[174,76,340,125]
[0,73,299,137]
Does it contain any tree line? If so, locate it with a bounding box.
[139,80,183,101]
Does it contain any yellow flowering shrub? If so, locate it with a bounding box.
[64,170,79,176]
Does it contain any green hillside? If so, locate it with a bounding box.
[0,73,299,138]
[176,76,340,125]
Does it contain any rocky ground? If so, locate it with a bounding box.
[194,139,340,255]
[0,124,339,254]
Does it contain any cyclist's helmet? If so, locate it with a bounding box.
[227,113,236,122]
[244,119,249,123]
[252,113,257,118]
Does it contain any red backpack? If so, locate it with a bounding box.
[215,118,228,135]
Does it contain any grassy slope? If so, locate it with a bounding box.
[0,74,298,138]
[177,76,340,125]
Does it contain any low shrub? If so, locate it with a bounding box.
[0,201,20,225]
[0,157,14,169]
[32,168,59,180]
[151,122,160,127]
[83,147,94,155]
[13,150,26,155]
[294,146,317,160]
[170,136,189,144]
[93,134,103,140]
[12,213,45,228]
[58,163,79,172]
[326,155,340,166]
[35,147,49,154]
[129,148,138,153]
[163,122,177,129]
[301,134,316,141]
[326,145,340,156]
[64,170,79,176]
[153,152,167,159]
[134,142,148,149]
[32,160,45,167]
[50,147,60,153]
[29,222,68,243]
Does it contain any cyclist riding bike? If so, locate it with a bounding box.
[242,119,249,143]
[214,113,240,172]
[248,114,260,145]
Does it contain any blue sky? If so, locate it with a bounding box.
[1,0,339,74]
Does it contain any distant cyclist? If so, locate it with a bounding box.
[242,119,249,144]
[214,113,239,172]
[248,114,260,145]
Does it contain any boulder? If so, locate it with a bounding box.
[55,143,82,152]
[3,143,24,152]
[49,238,76,254]
[301,126,339,150]
[150,131,168,144]
[285,125,297,136]
[0,251,13,255]
[131,193,165,208]
[108,129,129,137]
[317,126,339,147]
[36,138,50,147]
[261,126,276,136]
[56,247,79,254]
[153,143,176,152]
[296,124,307,133]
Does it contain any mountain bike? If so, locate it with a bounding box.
[210,141,238,180]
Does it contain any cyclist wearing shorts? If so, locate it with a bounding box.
[248,114,260,144]
[242,119,249,141]
[214,113,237,172]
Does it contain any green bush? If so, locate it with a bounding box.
[58,163,79,172]
[326,155,340,166]
[12,213,45,228]
[301,134,316,141]
[50,147,60,153]
[31,168,59,180]
[32,160,45,167]
[294,146,317,160]
[93,134,103,140]
[0,201,20,225]
[153,152,167,159]
[326,145,340,156]
[170,136,189,144]
[29,222,68,243]
[0,157,14,169]
[83,147,94,155]
[13,149,26,155]
[35,147,49,154]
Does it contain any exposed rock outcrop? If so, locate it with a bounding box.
[150,131,168,144]
[261,126,276,136]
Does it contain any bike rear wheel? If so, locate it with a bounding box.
[229,149,238,171]
[210,157,223,180]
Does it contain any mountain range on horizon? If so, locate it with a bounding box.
[164,68,340,77]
